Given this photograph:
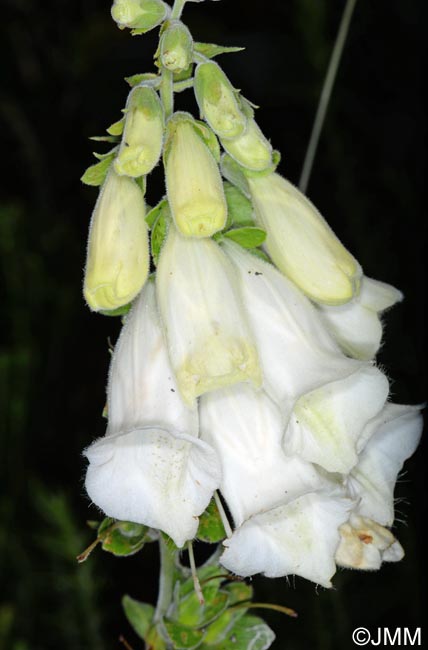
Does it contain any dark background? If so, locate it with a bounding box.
[0,0,426,648]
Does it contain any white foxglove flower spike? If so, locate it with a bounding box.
[84,281,221,547]
[221,491,354,588]
[200,383,328,527]
[83,169,149,312]
[317,276,403,360]
[347,403,423,527]
[222,240,361,417]
[335,514,404,570]
[247,172,362,305]
[283,366,390,473]
[157,225,261,406]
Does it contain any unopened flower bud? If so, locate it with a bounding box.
[221,118,272,172]
[164,114,227,237]
[111,0,167,31]
[248,172,362,305]
[114,86,164,178]
[160,20,193,73]
[84,169,149,311]
[194,62,247,140]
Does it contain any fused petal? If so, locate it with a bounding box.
[221,491,353,587]
[284,367,389,473]
[318,276,403,360]
[347,403,423,526]
[200,384,327,526]
[157,226,261,406]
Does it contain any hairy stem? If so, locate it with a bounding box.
[299,0,358,193]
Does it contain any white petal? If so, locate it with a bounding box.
[107,280,197,436]
[348,403,423,526]
[85,427,220,548]
[221,491,353,587]
[200,384,327,526]
[222,241,361,410]
[335,514,404,570]
[317,276,403,360]
[284,367,389,473]
[157,226,261,406]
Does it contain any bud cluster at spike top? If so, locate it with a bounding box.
[82,0,423,589]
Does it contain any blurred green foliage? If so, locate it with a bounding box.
[0,1,425,649]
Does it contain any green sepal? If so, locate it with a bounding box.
[201,614,275,650]
[196,499,226,543]
[224,582,253,606]
[164,112,220,163]
[125,72,160,87]
[193,120,221,162]
[249,248,271,263]
[99,302,132,317]
[164,620,206,649]
[106,117,125,136]
[81,151,116,186]
[97,518,149,556]
[220,154,250,197]
[173,63,194,82]
[150,201,171,265]
[194,42,245,59]
[223,226,266,249]
[146,198,167,228]
[89,135,120,143]
[135,175,147,195]
[122,595,155,641]
[177,588,229,630]
[223,182,254,228]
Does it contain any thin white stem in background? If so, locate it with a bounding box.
[187,541,205,605]
[299,0,358,193]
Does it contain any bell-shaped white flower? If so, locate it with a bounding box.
[247,172,361,305]
[335,514,404,570]
[200,383,327,527]
[156,226,261,406]
[222,241,361,416]
[283,366,389,473]
[84,281,221,547]
[347,403,423,526]
[220,491,354,588]
[317,276,403,360]
[83,169,149,312]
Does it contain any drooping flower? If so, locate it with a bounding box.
[164,114,227,237]
[283,366,390,473]
[111,0,168,31]
[247,172,361,305]
[83,169,149,312]
[317,276,403,360]
[222,240,361,416]
[156,225,261,406]
[84,281,221,547]
[221,118,273,172]
[200,383,327,527]
[220,490,354,588]
[114,85,164,178]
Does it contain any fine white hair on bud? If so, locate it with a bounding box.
[156,224,261,406]
[83,169,149,312]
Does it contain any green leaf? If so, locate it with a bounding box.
[146,198,167,229]
[202,614,275,650]
[202,609,246,646]
[179,565,225,599]
[224,182,254,228]
[223,226,266,249]
[164,620,206,649]
[100,520,148,557]
[106,117,125,136]
[122,595,155,641]
[81,151,116,186]
[125,72,160,87]
[99,302,132,317]
[177,587,229,629]
[151,202,170,265]
[196,499,226,543]
[194,42,245,59]
[225,582,253,606]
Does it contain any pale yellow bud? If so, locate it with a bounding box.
[221,118,272,172]
[84,169,149,311]
[114,86,164,178]
[160,20,193,73]
[194,62,247,139]
[111,0,167,30]
[248,172,361,305]
[165,115,227,237]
